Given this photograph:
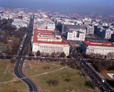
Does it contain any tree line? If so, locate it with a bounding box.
[0,19,28,55]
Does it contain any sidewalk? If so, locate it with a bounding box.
[88,63,105,79]
[88,63,114,91]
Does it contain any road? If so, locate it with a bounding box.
[71,51,113,92]
[62,36,113,92]
[14,15,40,92]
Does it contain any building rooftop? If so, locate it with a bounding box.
[63,24,86,30]
[83,40,114,47]
[33,28,69,45]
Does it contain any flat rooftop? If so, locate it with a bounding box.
[83,40,114,47]
[33,28,69,45]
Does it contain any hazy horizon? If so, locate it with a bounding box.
[0,0,114,15]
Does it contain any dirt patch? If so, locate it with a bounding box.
[71,90,76,92]
[13,77,17,81]
[66,89,69,92]
[76,75,79,77]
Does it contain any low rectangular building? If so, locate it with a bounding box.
[81,40,114,55]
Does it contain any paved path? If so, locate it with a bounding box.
[0,66,67,84]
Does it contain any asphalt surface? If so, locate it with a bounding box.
[14,15,40,92]
[72,53,113,91]
[63,38,113,92]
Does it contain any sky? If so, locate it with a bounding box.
[0,0,114,15]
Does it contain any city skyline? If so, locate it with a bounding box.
[0,3,114,92]
[0,0,114,15]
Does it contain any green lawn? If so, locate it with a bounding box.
[26,61,97,92]
[25,61,63,76]
[0,60,9,78]
[0,60,27,92]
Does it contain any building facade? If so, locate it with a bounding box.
[102,29,112,39]
[81,41,114,55]
[61,24,87,33]
[111,34,114,42]
[12,21,28,29]
[94,25,112,40]
[67,30,85,41]
[86,25,94,34]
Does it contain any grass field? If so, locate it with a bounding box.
[25,61,97,92]
[0,60,27,92]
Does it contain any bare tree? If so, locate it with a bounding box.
[47,78,59,86]
[2,34,7,44]
[106,52,114,59]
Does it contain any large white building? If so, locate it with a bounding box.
[34,21,55,30]
[81,40,114,55]
[12,21,28,29]
[32,28,70,56]
[67,30,85,41]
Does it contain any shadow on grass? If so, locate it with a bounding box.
[107,79,114,87]
[77,72,85,77]
[47,78,59,86]
[64,78,71,82]
[84,81,94,89]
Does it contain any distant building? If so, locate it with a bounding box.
[81,40,114,55]
[12,21,28,29]
[67,30,85,41]
[86,25,94,34]
[46,21,55,30]
[75,21,83,25]
[36,21,55,30]
[111,34,114,42]
[32,28,70,56]
[82,18,92,25]
[102,29,111,39]
[61,24,86,33]
[0,11,3,20]
[94,25,112,39]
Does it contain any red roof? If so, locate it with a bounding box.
[33,28,69,45]
[56,37,60,39]
[83,41,114,47]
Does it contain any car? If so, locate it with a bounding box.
[84,62,88,65]
[101,79,105,82]
[21,58,23,60]
[17,68,18,71]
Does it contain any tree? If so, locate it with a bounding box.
[65,78,71,82]
[2,34,7,44]
[36,50,40,56]
[47,78,59,86]
[107,52,114,59]
[51,52,56,57]
[10,58,16,63]
[11,40,20,55]
[60,52,66,58]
